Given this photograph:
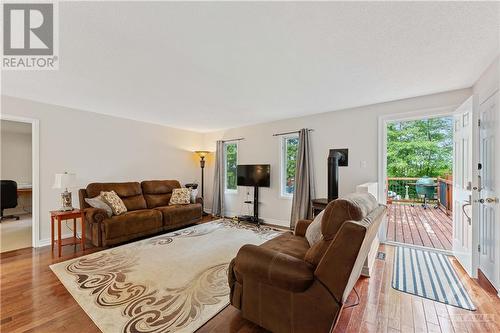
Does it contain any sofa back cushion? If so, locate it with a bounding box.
[320,192,378,241]
[141,180,181,208]
[304,192,378,266]
[86,182,147,211]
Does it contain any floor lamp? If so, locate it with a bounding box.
[195,151,210,216]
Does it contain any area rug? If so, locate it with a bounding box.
[50,219,282,333]
[392,246,475,310]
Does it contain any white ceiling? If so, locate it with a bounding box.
[2,1,499,132]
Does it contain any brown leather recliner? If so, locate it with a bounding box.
[228,193,386,333]
[79,180,202,247]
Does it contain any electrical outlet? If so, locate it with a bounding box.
[360,160,367,168]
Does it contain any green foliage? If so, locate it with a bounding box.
[387,117,453,178]
[225,143,237,190]
[284,137,299,194]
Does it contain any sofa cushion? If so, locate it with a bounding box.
[260,232,310,260]
[169,188,191,205]
[86,182,147,211]
[100,191,128,215]
[102,209,162,240]
[305,210,324,247]
[141,180,181,208]
[321,192,378,241]
[85,195,113,217]
[154,203,202,226]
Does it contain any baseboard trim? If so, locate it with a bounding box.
[38,232,80,248]
[477,268,498,296]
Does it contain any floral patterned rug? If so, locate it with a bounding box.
[50,219,281,333]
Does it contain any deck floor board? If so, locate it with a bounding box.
[386,203,452,250]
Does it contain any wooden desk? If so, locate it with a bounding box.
[311,198,329,217]
[50,209,86,257]
[17,188,33,213]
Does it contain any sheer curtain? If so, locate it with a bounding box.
[290,129,315,229]
[211,140,225,217]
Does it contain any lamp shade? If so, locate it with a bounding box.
[195,150,210,158]
[53,172,77,189]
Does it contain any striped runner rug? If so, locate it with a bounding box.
[392,246,475,310]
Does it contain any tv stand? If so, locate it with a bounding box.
[237,186,262,227]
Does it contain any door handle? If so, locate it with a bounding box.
[462,202,472,224]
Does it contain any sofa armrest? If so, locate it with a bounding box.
[294,219,313,237]
[234,244,314,292]
[84,207,107,224]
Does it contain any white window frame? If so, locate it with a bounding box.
[280,134,299,198]
[224,141,238,194]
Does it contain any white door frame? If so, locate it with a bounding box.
[0,114,40,248]
[377,105,460,248]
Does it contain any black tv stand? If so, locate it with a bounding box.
[237,186,262,227]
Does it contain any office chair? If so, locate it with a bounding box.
[1,180,20,221]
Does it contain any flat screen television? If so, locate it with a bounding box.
[237,164,270,187]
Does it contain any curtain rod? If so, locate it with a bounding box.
[221,137,244,143]
[272,129,314,137]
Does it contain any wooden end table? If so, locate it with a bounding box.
[311,198,329,218]
[50,209,86,257]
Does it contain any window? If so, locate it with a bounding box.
[224,142,238,192]
[281,135,299,197]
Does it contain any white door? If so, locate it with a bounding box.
[478,90,500,290]
[453,97,473,276]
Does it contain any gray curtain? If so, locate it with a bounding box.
[211,140,225,217]
[290,129,315,229]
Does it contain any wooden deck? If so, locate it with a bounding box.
[386,203,453,250]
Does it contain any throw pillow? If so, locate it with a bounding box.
[305,210,324,247]
[85,196,113,217]
[169,188,191,205]
[100,190,127,215]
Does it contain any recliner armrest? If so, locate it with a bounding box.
[294,219,313,237]
[84,207,107,224]
[234,244,314,292]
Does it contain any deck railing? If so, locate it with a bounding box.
[386,177,453,215]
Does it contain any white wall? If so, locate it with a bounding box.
[1,96,204,244]
[1,121,32,184]
[202,88,472,227]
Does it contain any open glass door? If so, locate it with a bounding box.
[478,90,500,291]
[453,97,473,276]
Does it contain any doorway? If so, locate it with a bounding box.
[383,114,455,252]
[0,115,39,251]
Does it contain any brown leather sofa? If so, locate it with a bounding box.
[228,192,386,333]
[79,180,202,247]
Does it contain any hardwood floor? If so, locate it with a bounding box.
[1,234,499,332]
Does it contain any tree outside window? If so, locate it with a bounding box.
[387,117,453,178]
[225,143,237,191]
[282,135,299,196]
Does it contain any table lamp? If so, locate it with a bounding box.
[53,172,77,211]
